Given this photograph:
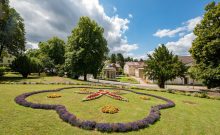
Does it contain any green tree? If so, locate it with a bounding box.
[0,0,25,56]
[116,53,125,68]
[30,57,43,76]
[10,55,32,78]
[189,2,220,88]
[66,16,108,81]
[144,44,187,88]
[39,37,65,65]
[110,53,116,63]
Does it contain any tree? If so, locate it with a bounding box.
[30,57,43,76]
[0,0,25,56]
[116,53,125,68]
[189,2,220,88]
[39,37,65,65]
[110,53,116,63]
[10,55,32,78]
[144,44,187,88]
[66,16,108,81]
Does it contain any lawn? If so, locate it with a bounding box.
[116,76,139,84]
[0,84,220,135]
[0,72,85,84]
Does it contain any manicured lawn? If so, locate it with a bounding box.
[0,84,220,135]
[0,72,85,84]
[116,77,139,84]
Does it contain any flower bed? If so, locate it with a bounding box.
[140,96,150,100]
[47,93,62,98]
[82,90,128,102]
[14,86,175,132]
[101,105,119,114]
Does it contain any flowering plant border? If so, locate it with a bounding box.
[14,86,175,132]
[82,90,128,102]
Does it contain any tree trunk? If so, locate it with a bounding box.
[84,73,87,81]
[0,45,3,57]
[22,73,28,78]
[38,72,41,76]
[93,73,97,79]
[158,79,165,88]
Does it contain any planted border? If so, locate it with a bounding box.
[14,86,175,132]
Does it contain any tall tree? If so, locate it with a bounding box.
[110,53,116,63]
[116,53,125,68]
[0,0,25,56]
[66,16,108,81]
[39,37,65,65]
[189,2,220,88]
[144,44,187,88]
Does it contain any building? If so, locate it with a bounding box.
[102,63,122,79]
[124,62,145,78]
[165,56,202,85]
[0,54,15,66]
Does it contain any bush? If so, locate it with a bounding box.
[199,92,208,98]
[0,67,6,77]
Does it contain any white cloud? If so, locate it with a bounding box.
[26,41,38,49]
[165,33,196,56]
[153,27,185,38]
[113,6,117,13]
[128,14,133,18]
[185,16,202,31]
[153,16,201,38]
[10,0,138,54]
[153,16,202,55]
[125,53,147,60]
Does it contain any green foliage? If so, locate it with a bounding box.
[66,16,108,80]
[0,1,25,56]
[10,55,32,78]
[116,53,125,68]
[145,44,187,88]
[39,37,65,65]
[0,66,6,77]
[110,53,116,63]
[190,2,220,88]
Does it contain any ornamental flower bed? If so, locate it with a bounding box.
[101,105,119,114]
[140,96,151,100]
[82,90,128,102]
[14,86,175,133]
[47,93,62,98]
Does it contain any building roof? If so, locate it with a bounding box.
[178,56,194,64]
[103,67,116,71]
[125,62,145,68]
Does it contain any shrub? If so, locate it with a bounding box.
[0,67,6,77]
[199,92,208,98]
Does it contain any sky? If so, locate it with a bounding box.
[10,0,220,59]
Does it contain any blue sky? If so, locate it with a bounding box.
[11,0,219,59]
[100,0,219,58]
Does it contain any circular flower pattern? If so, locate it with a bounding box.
[14,86,175,132]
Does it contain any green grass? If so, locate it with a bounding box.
[116,77,139,84]
[0,84,220,135]
[0,72,85,84]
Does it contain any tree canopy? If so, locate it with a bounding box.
[0,0,25,56]
[110,53,116,63]
[189,2,220,88]
[145,44,187,88]
[66,16,108,80]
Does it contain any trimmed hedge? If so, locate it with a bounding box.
[14,86,175,132]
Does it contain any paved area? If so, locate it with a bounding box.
[87,78,207,92]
